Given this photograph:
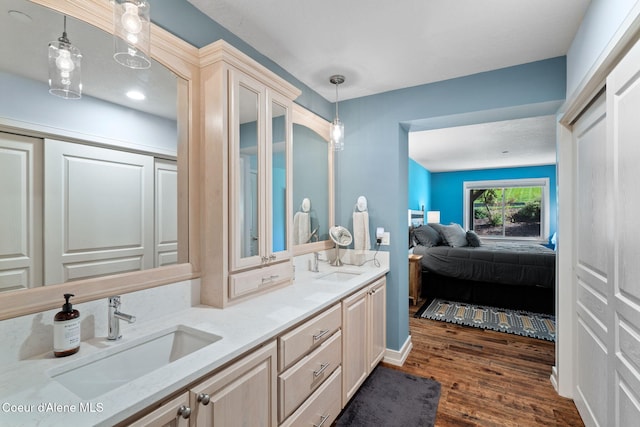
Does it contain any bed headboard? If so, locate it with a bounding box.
[408,209,424,227]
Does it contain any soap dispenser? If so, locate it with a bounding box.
[53,293,81,357]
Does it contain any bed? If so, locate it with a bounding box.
[410,223,555,314]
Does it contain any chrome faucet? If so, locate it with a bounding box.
[108,296,136,340]
[309,252,320,273]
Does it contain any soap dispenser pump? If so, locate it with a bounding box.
[53,293,81,357]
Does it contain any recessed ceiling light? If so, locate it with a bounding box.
[126,90,146,100]
[8,10,32,23]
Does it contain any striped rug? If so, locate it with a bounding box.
[416,298,556,341]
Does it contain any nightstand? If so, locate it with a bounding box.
[408,254,423,306]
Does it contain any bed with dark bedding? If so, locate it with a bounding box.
[411,223,555,314]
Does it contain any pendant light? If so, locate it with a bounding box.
[48,16,82,99]
[329,75,345,151]
[113,0,151,69]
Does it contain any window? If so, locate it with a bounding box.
[463,178,549,241]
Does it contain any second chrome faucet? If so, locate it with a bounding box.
[108,296,136,340]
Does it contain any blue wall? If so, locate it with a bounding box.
[408,158,431,212]
[430,164,557,239]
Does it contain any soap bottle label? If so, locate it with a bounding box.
[54,319,80,351]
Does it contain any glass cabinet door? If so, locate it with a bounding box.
[230,72,264,270]
[229,70,292,271]
[269,97,289,258]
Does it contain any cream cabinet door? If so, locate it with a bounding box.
[44,139,154,284]
[342,286,369,405]
[191,341,277,426]
[0,132,42,292]
[368,278,386,371]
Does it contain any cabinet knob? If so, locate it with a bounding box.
[177,405,191,419]
[197,393,211,406]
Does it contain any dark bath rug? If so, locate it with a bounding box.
[335,365,441,427]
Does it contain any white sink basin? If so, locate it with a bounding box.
[316,270,362,282]
[50,325,221,399]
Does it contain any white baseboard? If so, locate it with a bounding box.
[383,335,413,366]
[550,366,559,393]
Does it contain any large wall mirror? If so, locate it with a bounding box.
[292,104,334,254]
[0,0,199,320]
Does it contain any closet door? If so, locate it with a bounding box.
[44,139,153,284]
[0,133,42,291]
[607,38,640,427]
[155,159,178,267]
[573,93,613,427]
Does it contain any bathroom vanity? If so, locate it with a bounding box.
[0,252,388,426]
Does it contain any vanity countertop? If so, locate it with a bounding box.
[0,253,388,426]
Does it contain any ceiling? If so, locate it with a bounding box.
[409,115,558,172]
[187,0,590,172]
[187,0,590,102]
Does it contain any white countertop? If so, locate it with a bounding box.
[0,255,388,426]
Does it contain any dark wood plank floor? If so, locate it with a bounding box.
[380,304,584,426]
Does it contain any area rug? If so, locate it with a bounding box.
[335,366,441,427]
[416,298,556,341]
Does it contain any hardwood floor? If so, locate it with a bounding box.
[380,304,584,426]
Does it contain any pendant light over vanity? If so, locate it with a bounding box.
[112,0,151,69]
[48,16,82,99]
[330,74,345,151]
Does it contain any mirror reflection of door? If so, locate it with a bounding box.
[240,155,259,258]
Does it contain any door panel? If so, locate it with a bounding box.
[573,93,611,426]
[44,139,153,284]
[0,132,42,291]
[155,159,178,267]
[609,37,640,427]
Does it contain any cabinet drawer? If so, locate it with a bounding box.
[278,330,342,422]
[278,303,341,372]
[228,262,292,301]
[280,366,342,427]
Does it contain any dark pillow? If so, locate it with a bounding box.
[412,224,442,247]
[432,223,468,247]
[466,230,481,247]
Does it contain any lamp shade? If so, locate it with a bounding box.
[113,0,151,69]
[426,211,441,224]
[330,117,344,151]
[48,32,82,99]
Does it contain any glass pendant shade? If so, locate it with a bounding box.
[330,117,344,151]
[113,0,151,69]
[48,22,82,99]
[329,74,345,151]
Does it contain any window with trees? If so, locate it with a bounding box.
[463,178,549,241]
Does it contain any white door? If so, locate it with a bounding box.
[44,139,153,284]
[607,38,640,427]
[0,132,42,291]
[572,93,612,426]
[154,159,178,267]
[572,37,640,426]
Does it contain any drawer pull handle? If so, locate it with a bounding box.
[313,414,330,427]
[177,405,191,419]
[261,274,280,285]
[269,254,276,261]
[313,362,330,378]
[313,329,330,341]
[197,393,211,406]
